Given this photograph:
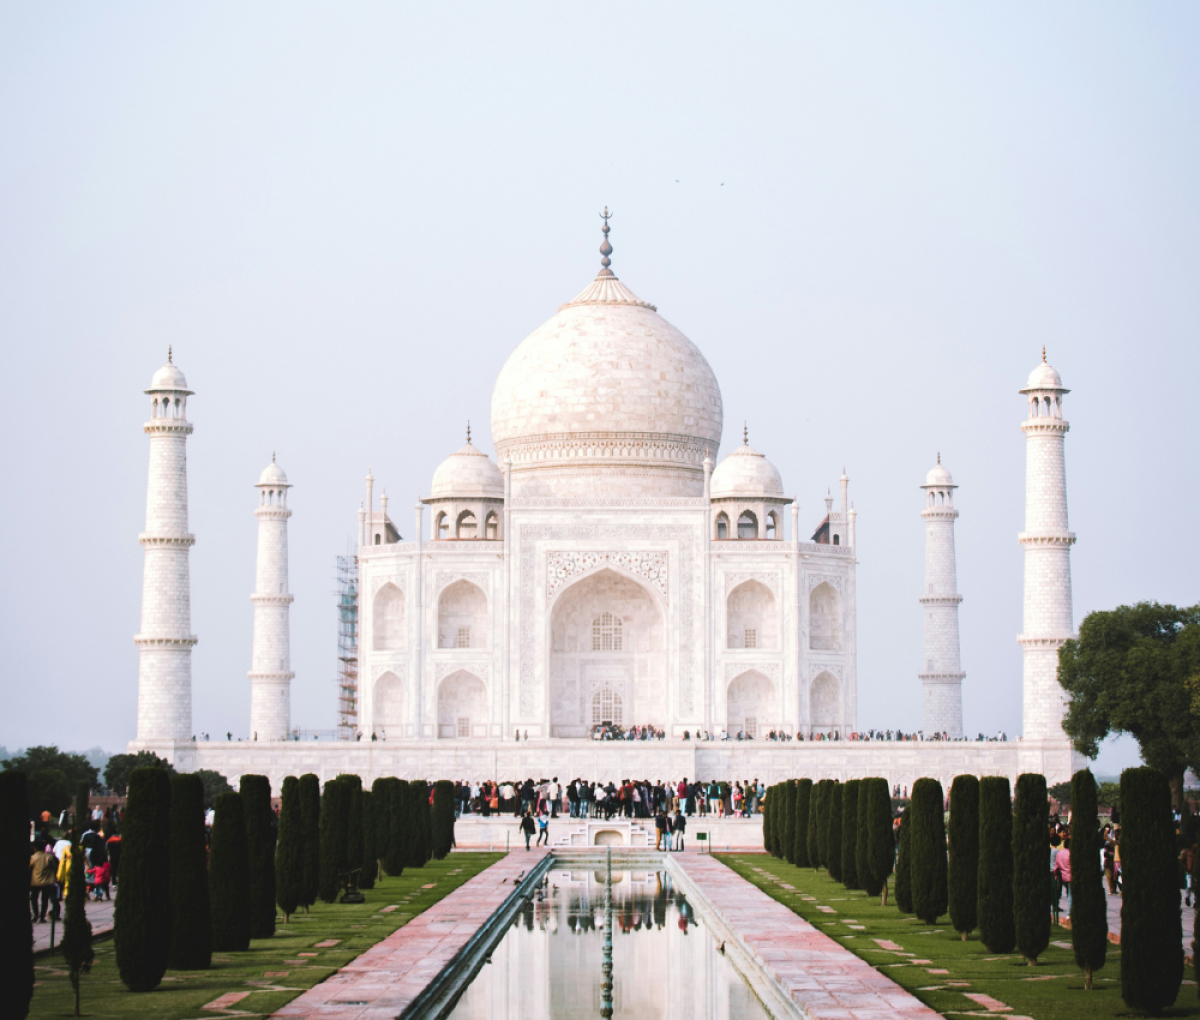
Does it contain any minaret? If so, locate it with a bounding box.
[249,455,294,741]
[1018,351,1075,741]
[919,454,965,738]
[133,350,196,747]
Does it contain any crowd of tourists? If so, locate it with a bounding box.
[589,723,666,740]
[27,805,123,923]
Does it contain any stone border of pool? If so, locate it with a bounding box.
[273,850,940,1020]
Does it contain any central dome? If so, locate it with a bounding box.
[491,231,723,498]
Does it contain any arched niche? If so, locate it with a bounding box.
[726,579,777,649]
[438,579,488,649]
[548,567,665,737]
[373,670,405,735]
[437,670,487,738]
[727,669,773,738]
[373,583,406,651]
[810,671,842,730]
[737,510,758,539]
[809,582,842,651]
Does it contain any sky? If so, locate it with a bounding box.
[1,4,1197,774]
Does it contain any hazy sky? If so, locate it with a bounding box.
[2,5,1197,773]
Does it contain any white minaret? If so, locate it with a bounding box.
[919,454,965,738]
[133,350,196,747]
[248,455,294,741]
[1019,351,1075,741]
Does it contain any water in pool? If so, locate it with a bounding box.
[446,866,772,1019]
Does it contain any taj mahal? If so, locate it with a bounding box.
[130,214,1082,793]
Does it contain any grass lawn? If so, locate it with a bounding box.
[31,852,501,1019]
[718,853,1199,1020]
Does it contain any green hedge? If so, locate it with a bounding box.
[826,780,843,882]
[359,789,377,889]
[894,807,913,914]
[1069,768,1107,989]
[432,780,456,859]
[298,773,320,910]
[0,772,33,1019]
[1119,766,1183,1012]
[909,778,947,924]
[114,768,172,991]
[241,775,276,940]
[209,792,250,951]
[405,781,429,868]
[807,781,823,869]
[763,783,776,855]
[864,778,893,903]
[1013,773,1049,965]
[793,779,812,868]
[782,780,796,865]
[840,780,860,889]
[948,774,979,940]
[977,776,1015,953]
[167,774,211,969]
[275,776,304,921]
[383,778,407,877]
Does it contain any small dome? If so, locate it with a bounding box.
[1021,360,1065,392]
[257,458,289,487]
[924,461,954,487]
[430,442,504,499]
[710,441,784,499]
[147,361,190,393]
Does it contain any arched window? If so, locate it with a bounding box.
[485,512,498,540]
[766,511,778,540]
[716,512,729,540]
[832,534,840,545]
[591,612,623,651]
[737,511,757,539]
[373,583,406,651]
[457,510,477,539]
[592,686,623,726]
[810,582,842,651]
[374,534,381,545]
[436,512,449,539]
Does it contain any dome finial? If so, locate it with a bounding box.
[466,420,471,445]
[1042,345,1046,363]
[168,345,173,364]
[272,450,276,463]
[598,207,614,277]
[937,451,941,464]
[743,421,748,445]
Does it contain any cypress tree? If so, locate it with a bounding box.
[0,772,33,1020]
[432,780,456,859]
[114,768,171,991]
[864,778,894,904]
[62,785,94,1016]
[167,774,211,969]
[793,779,812,868]
[909,778,947,923]
[1120,766,1183,1013]
[1013,773,1050,965]
[762,784,775,854]
[241,775,276,940]
[948,774,979,941]
[807,781,823,869]
[384,778,407,877]
[209,792,250,951]
[855,777,872,893]
[781,780,796,865]
[977,776,1015,953]
[1069,769,1107,989]
[343,775,364,887]
[275,776,304,922]
[841,780,860,889]
[359,789,377,889]
[894,808,913,914]
[319,776,348,901]
[404,781,428,868]
[419,781,433,863]
[298,773,320,910]
[826,781,843,882]
[371,777,393,875]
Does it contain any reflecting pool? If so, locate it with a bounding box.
[446,866,772,1019]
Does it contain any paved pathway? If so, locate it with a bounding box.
[33,895,115,954]
[273,850,548,1019]
[1054,884,1194,952]
[675,854,939,1020]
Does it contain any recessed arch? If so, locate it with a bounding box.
[456,509,477,539]
[727,669,773,738]
[715,511,730,540]
[372,583,406,651]
[737,510,758,539]
[372,670,405,735]
[437,670,487,739]
[438,579,488,649]
[809,582,842,651]
[810,670,842,729]
[726,579,777,649]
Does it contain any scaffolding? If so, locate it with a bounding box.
[335,555,359,740]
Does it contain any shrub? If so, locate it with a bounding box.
[910,778,948,924]
[405,781,429,868]
[319,776,348,902]
[793,779,812,868]
[1120,766,1183,1013]
[948,774,979,940]
[275,776,304,921]
[826,781,843,882]
[1013,773,1050,965]
[418,782,432,864]
[62,785,95,1015]
[240,775,276,940]
[763,783,776,854]
[0,772,33,1019]
[1069,769,1107,989]
[167,774,211,969]
[864,778,894,903]
[359,789,376,889]
[209,792,251,951]
[432,780,456,859]
[298,773,320,909]
[114,768,171,991]
[343,775,364,887]
[781,780,796,865]
[807,781,823,869]
[193,769,233,808]
[977,776,1015,952]
[894,807,913,913]
[841,780,860,889]
[382,778,407,877]
[371,777,393,873]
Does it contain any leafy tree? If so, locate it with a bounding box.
[781,779,796,865]
[359,789,376,889]
[948,774,979,940]
[792,779,812,868]
[432,780,456,859]
[977,776,1015,952]
[863,778,894,904]
[807,781,823,870]
[299,773,320,909]
[319,776,348,901]
[1047,781,1072,808]
[241,775,276,940]
[275,776,304,922]
[192,769,233,808]
[1013,773,1049,965]
[1120,766,1183,1013]
[840,780,860,889]
[1069,769,1107,989]
[893,808,913,913]
[2,746,101,818]
[0,772,34,1019]
[909,778,948,924]
[114,768,171,991]
[167,774,211,969]
[62,783,94,1015]
[1059,601,1200,810]
[826,781,843,882]
[103,752,173,797]
[209,792,250,951]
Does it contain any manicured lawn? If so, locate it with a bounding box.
[31,852,501,1019]
[718,853,1200,1020]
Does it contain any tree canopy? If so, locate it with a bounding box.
[2,745,101,816]
[1059,601,1200,807]
[104,752,175,796]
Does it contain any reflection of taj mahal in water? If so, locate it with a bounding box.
[130,215,1081,790]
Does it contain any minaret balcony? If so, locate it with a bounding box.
[138,533,195,547]
[1017,532,1076,548]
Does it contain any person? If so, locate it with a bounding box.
[30,843,59,922]
[654,809,668,851]
[1103,835,1117,894]
[86,859,112,901]
[548,777,560,818]
[1183,842,1195,907]
[536,810,549,847]
[519,811,536,851]
[1054,838,1072,915]
[672,809,687,852]
[56,842,74,901]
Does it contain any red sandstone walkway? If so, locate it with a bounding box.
[674,854,940,1020]
[273,850,548,1020]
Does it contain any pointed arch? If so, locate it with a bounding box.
[438,579,488,649]
[726,579,777,649]
[373,670,405,733]
[810,670,842,729]
[809,581,842,651]
[372,582,406,651]
[437,670,487,739]
[726,669,773,738]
